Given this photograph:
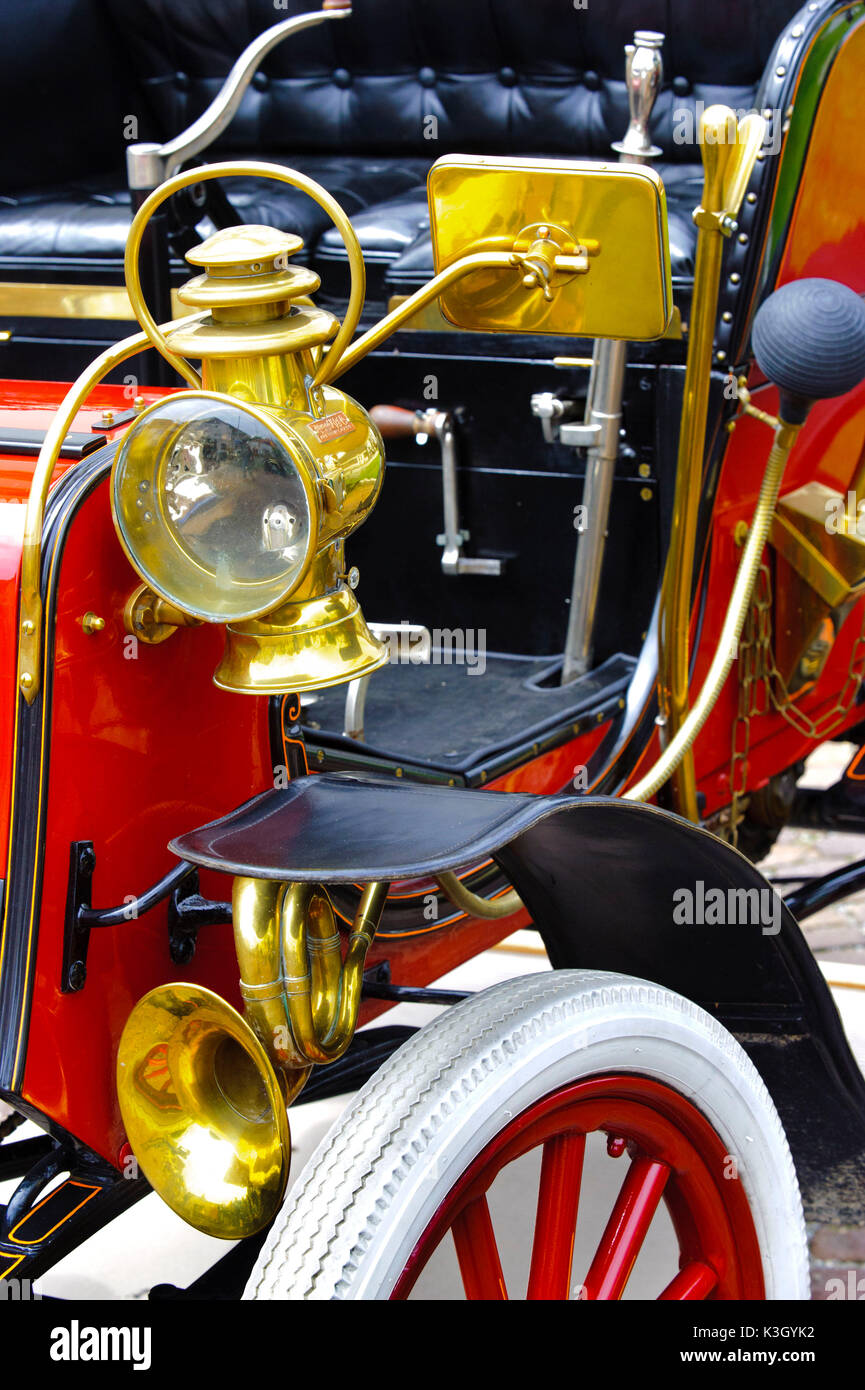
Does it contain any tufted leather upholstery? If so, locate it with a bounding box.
[0,0,807,303]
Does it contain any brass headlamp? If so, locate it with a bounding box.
[112,222,387,693]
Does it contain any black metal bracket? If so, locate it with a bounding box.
[61,841,96,993]
[167,875,232,965]
[61,843,229,991]
[361,960,471,1007]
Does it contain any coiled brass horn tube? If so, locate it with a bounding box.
[234,876,388,1073]
[627,418,801,804]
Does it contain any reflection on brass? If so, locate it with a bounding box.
[0,282,184,322]
[656,105,766,820]
[114,206,388,692]
[215,559,388,694]
[769,481,865,691]
[236,877,388,1067]
[116,983,292,1240]
[123,583,202,646]
[79,612,105,636]
[427,154,672,340]
[117,876,387,1238]
[21,159,373,703]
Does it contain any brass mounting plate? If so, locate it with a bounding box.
[427,154,672,340]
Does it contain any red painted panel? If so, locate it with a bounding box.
[19,479,272,1163]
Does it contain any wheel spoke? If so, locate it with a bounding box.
[526,1132,585,1300]
[659,1261,718,1301]
[451,1195,508,1299]
[582,1157,670,1299]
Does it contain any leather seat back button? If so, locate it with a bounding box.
[333,68,352,89]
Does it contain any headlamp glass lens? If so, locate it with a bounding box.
[113,394,315,622]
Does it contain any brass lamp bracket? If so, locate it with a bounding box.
[123,583,202,646]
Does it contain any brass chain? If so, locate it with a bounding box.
[726,557,865,846]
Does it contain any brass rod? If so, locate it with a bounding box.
[436,870,524,920]
[323,251,522,383]
[656,226,724,819]
[629,419,800,804]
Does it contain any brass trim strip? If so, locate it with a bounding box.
[0,282,184,322]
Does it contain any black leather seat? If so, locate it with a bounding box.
[0,0,806,312]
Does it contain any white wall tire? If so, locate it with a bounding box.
[244,970,808,1300]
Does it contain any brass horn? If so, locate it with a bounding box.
[117,877,387,1238]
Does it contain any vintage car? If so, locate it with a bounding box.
[2,0,865,1303]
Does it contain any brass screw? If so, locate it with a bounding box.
[733,520,749,548]
[19,672,32,690]
[81,613,106,635]
[133,395,145,411]
[21,619,34,637]
[100,409,115,428]
[395,767,403,778]
[316,748,325,763]
[638,462,651,478]
[640,486,653,501]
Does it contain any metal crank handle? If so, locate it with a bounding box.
[369,405,428,439]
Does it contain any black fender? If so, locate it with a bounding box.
[497,799,865,1227]
[174,770,865,1226]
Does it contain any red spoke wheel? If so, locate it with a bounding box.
[392,1075,764,1300]
[246,972,808,1300]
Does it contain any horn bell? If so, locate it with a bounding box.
[117,983,290,1239]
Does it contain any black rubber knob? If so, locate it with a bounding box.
[752,278,865,422]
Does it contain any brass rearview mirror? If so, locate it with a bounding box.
[427,154,673,340]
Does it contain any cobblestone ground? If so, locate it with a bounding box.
[764,741,865,1297]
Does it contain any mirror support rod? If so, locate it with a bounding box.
[560,31,664,686]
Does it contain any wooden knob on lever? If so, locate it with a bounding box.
[370,405,424,439]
